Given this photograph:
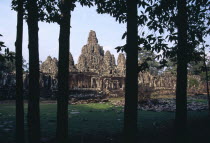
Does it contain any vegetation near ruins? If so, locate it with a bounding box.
[0,0,210,143]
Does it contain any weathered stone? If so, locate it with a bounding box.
[77,30,104,73]
[69,52,77,72]
[110,97,208,112]
[68,72,125,91]
[2,30,207,100]
[104,51,113,67]
[40,56,58,75]
[111,54,116,66]
[88,30,98,44]
[103,51,116,76]
[117,53,126,77]
[40,53,77,74]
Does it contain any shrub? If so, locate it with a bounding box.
[188,77,205,95]
[188,77,199,88]
[138,84,153,103]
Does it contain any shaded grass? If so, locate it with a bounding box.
[187,98,208,103]
[0,103,209,143]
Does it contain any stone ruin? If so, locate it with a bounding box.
[76,30,123,76]
[37,30,128,97]
[37,30,206,98]
[0,30,206,100]
[40,56,58,75]
[38,30,179,94]
[103,50,116,76]
[77,30,105,73]
[40,53,77,75]
[117,53,126,77]
[69,52,78,72]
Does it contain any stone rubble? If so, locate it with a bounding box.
[110,96,208,112]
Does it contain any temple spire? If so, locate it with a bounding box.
[87,30,98,44]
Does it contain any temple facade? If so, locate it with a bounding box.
[0,30,204,99]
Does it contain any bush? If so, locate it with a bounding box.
[138,84,153,103]
[188,77,205,95]
[188,78,199,88]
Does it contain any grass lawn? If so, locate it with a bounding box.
[0,103,209,143]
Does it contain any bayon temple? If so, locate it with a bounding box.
[0,30,204,99]
[39,30,178,91]
[40,30,126,91]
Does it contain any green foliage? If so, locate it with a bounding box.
[9,0,210,73]
[188,77,199,88]
[138,84,153,102]
[0,34,6,62]
[11,0,95,24]
[12,0,61,23]
[95,0,127,24]
[0,34,14,62]
[0,34,6,50]
[95,0,172,72]
[146,0,210,62]
[138,49,160,74]
[165,57,210,77]
[164,59,177,74]
[199,71,210,81]
[188,61,204,75]
[0,52,16,73]
[136,0,210,75]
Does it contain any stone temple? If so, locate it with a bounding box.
[0,30,204,99]
[76,30,123,76]
[38,30,189,96]
[40,30,127,93]
[40,30,127,77]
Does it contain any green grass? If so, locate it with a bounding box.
[0,103,209,143]
[187,98,208,103]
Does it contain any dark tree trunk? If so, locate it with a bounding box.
[15,0,24,143]
[27,0,40,143]
[56,0,70,143]
[203,51,210,114]
[175,0,188,142]
[124,0,138,143]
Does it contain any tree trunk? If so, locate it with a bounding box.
[15,0,24,142]
[56,0,70,143]
[27,0,40,143]
[124,0,138,143]
[175,0,188,142]
[203,51,210,114]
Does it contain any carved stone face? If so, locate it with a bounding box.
[40,56,58,75]
[77,30,105,73]
[40,30,126,77]
[88,30,98,44]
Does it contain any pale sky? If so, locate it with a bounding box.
[1,1,209,64]
[0,1,126,63]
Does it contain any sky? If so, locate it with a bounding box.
[1,1,210,64]
[0,0,126,63]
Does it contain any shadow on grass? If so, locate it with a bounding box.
[0,103,209,143]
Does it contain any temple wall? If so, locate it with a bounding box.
[68,73,125,91]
